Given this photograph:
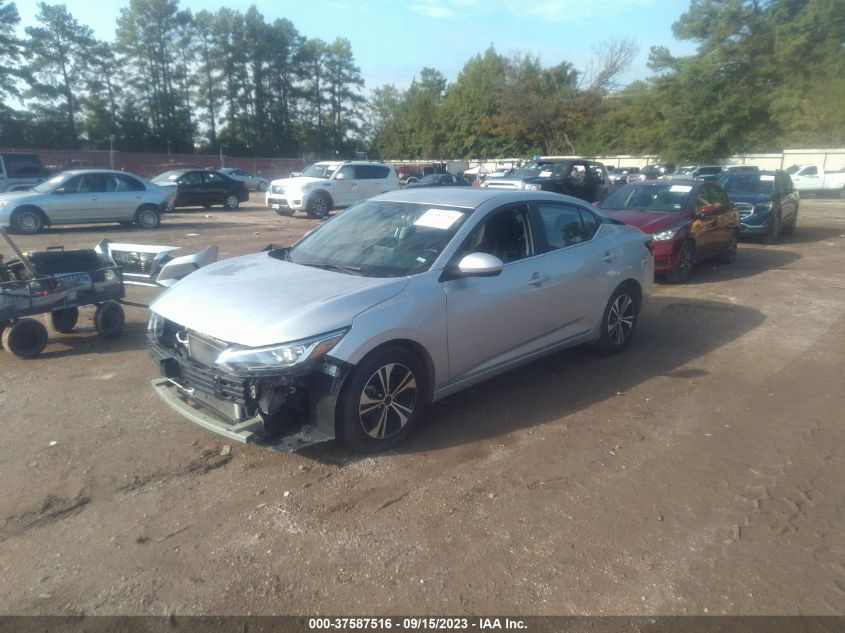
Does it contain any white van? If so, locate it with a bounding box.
[0,153,48,192]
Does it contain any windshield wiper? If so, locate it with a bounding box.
[295,261,363,275]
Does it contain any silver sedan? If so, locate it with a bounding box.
[219,168,270,191]
[147,188,654,452]
[0,170,175,234]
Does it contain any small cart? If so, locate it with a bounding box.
[0,229,126,358]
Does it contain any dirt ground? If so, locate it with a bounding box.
[0,194,843,616]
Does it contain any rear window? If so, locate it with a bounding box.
[1,154,43,178]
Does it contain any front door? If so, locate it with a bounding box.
[444,204,551,383]
[45,174,106,223]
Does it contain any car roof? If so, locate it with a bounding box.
[54,169,143,177]
[620,178,700,187]
[372,187,594,210]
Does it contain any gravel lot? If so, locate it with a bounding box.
[1,194,843,616]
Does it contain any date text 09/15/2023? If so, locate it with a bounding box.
[307,618,527,630]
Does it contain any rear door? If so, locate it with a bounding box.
[101,173,147,219]
[532,200,615,342]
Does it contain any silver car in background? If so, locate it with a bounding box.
[148,189,654,453]
[219,168,270,191]
[0,170,175,234]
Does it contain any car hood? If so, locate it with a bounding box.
[726,192,770,205]
[269,176,328,189]
[601,209,689,234]
[0,190,40,202]
[150,252,408,347]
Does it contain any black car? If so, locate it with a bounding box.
[151,169,250,210]
[404,173,470,188]
[718,170,799,244]
[482,158,610,202]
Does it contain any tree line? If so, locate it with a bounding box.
[0,0,842,163]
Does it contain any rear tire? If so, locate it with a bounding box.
[49,307,79,334]
[94,301,124,337]
[592,284,640,355]
[2,318,48,357]
[337,346,427,453]
[135,205,161,229]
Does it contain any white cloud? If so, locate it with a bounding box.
[408,0,481,19]
[504,0,656,22]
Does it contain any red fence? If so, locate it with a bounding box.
[0,147,307,180]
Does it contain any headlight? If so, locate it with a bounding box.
[148,312,164,337]
[755,202,773,212]
[652,227,681,241]
[524,184,542,191]
[215,329,348,374]
[0,200,11,207]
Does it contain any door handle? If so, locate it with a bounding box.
[527,272,549,287]
[601,251,616,263]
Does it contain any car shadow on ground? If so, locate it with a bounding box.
[678,247,800,285]
[770,225,844,245]
[303,295,765,463]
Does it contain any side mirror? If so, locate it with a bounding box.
[53,188,66,195]
[456,252,504,277]
[699,204,720,216]
[335,173,346,180]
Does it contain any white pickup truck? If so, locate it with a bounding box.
[785,164,845,197]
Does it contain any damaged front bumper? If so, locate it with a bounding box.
[148,337,348,452]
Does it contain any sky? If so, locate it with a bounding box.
[16,0,701,93]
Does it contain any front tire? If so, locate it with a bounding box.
[665,241,695,283]
[337,346,427,453]
[224,193,240,210]
[11,207,46,234]
[94,301,124,337]
[764,209,781,244]
[2,318,48,357]
[135,205,161,229]
[592,284,640,355]
[307,193,331,219]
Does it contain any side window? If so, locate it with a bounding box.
[4,155,41,178]
[536,202,598,250]
[565,164,587,187]
[59,176,83,193]
[78,174,107,193]
[589,164,606,185]
[336,165,356,180]
[203,172,225,184]
[804,166,818,176]
[459,206,532,264]
[112,174,145,192]
[180,172,203,185]
[697,184,725,211]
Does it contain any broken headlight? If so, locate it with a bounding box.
[214,329,348,374]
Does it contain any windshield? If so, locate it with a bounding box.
[32,173,70,193]
[600,183,693,212]
[718,174,774,194]
[511,162,566,178]
[151,171,182,183]
[300,163,339,179]
[785,165,801,175]
[285,200,471,278]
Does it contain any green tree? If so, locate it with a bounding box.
[24,2,96,145]
[0,0,23,107]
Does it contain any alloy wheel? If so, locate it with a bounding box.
[607,293,635,346]
[358,363,418,440]
[14,209,43,234]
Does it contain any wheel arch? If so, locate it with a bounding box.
[307,188,334,208]
[12,204,50,225]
